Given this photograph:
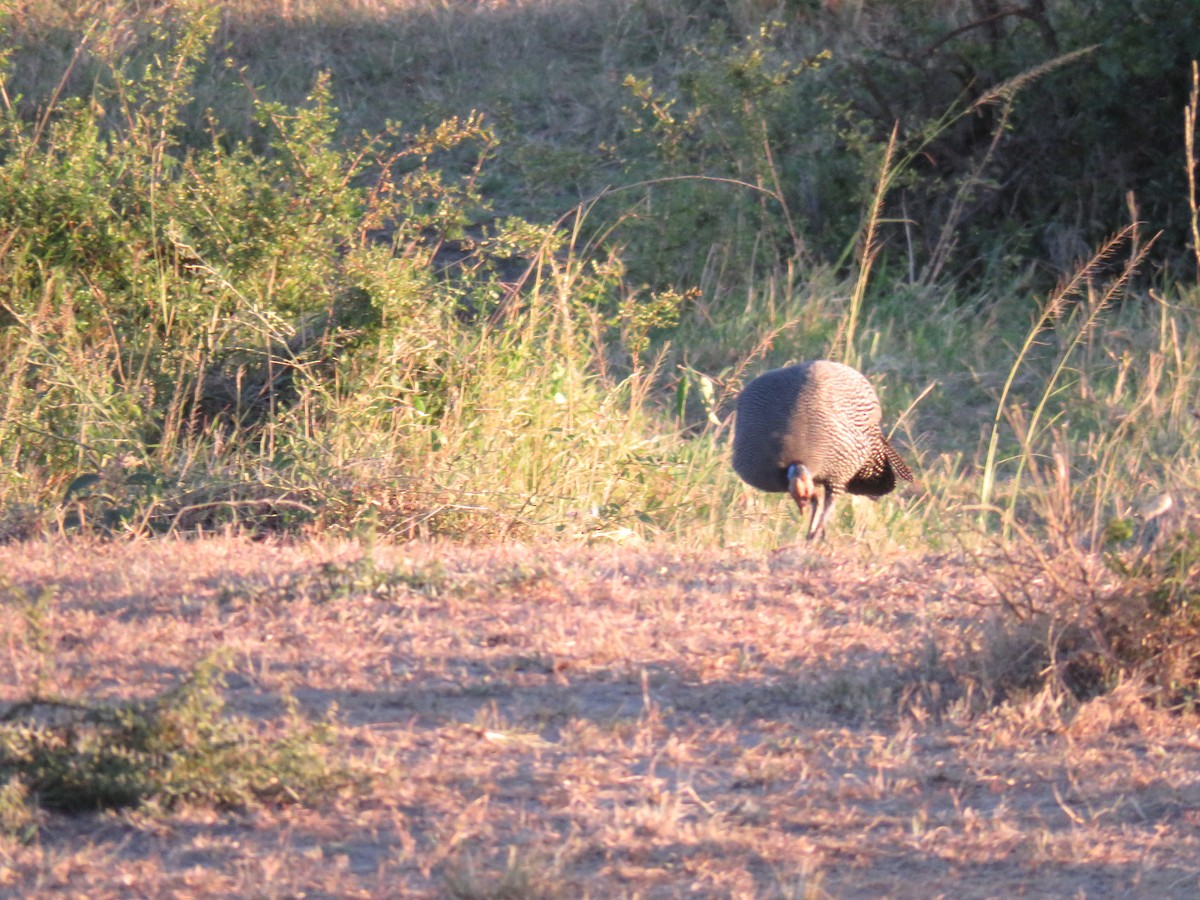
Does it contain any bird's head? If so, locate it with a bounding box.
[787,463,815,512]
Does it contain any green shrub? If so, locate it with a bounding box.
[2,0,1197,557]
[816,0,1200,279]
[0,656,350,820]
[0,4,777,544]
[616,22,840,285]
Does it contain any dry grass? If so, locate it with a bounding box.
[2,535,1199,897]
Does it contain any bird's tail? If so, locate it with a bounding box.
[884,440,915,484]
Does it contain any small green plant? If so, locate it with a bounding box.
[58,461,167,534]
[0,656,351,821]
[1081,515,1200,705]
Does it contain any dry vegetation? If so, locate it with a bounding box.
[3,535,1200,897]
[4,1,1200,896]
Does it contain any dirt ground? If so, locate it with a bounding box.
[2,535,1199,898]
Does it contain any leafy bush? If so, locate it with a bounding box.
[0,4,769,544]
[616,22,844,285]
[818,0,1200,279]
[610,1,1200,289]
[0,656,350,825]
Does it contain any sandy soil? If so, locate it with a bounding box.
[2,535,1199,898]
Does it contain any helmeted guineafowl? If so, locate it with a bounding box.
[732,360,914,540]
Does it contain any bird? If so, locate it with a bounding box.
[732,360,914,541]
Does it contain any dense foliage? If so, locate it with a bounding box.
[1,0,1200,797]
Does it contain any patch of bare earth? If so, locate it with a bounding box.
[2,536,1199,898]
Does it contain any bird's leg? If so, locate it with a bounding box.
[807,484,837,542]
[805,488,825,541]
[788,463,822,540]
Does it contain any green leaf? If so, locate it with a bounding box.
[62,475,101,504]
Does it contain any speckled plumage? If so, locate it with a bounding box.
[732,360,913,540]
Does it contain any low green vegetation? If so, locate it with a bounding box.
[1,0,1200,771]
[0,651,350,836]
